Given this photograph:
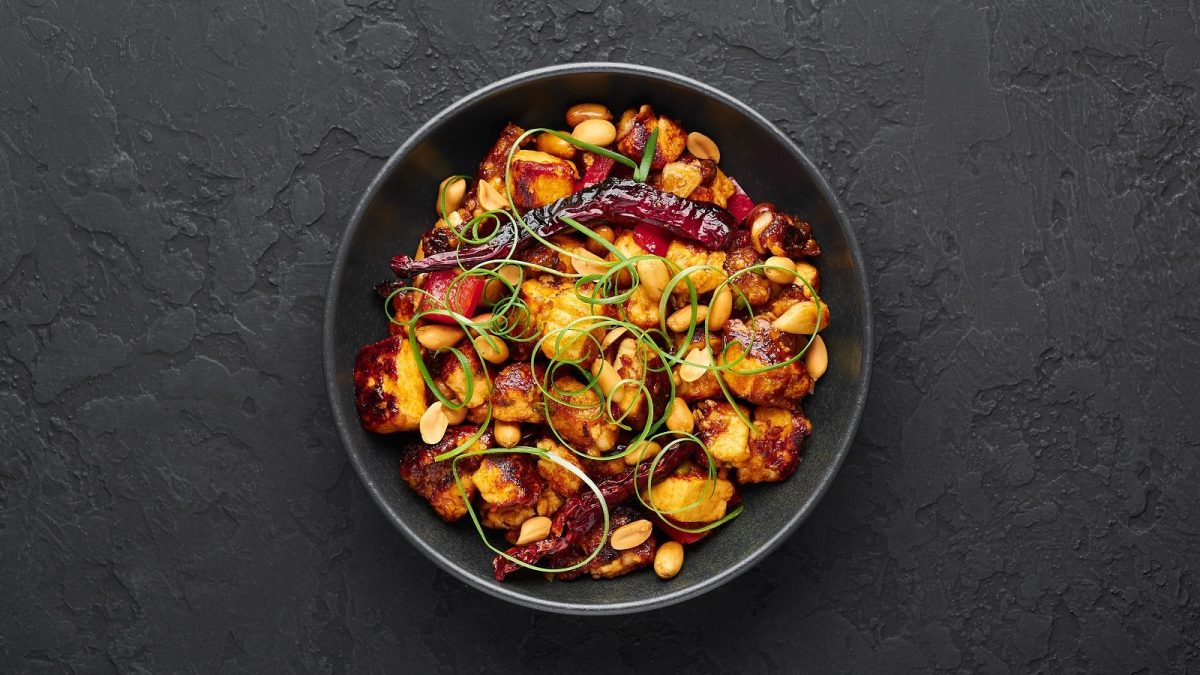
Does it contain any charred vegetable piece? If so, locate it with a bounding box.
[420,270,485,324]
[726,177,756,222]
[492,443,690,580]
[390,178,737,277]
[581,153,615,187]
[631,223,671,256]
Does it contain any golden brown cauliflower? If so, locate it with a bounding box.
[545,374,620,454]
[508,149,579,210]
[664,240,727,296]
[535,438,585,497]
[722,231,773,308]
[354,335,428,434]
[475,453,543,509]
[520,276,612,364]
[719,318,813,407]
[491,362,547,423]
[693,400,751,466]
[398,425,489,522]
[434,341,490,409]
[615,105,687,170]
[734,406,812,483]
[642,464,736,523]
[674,332,725,403]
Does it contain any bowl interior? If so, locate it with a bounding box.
[324,65,870,614]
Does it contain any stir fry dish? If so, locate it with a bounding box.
[353,101,830,582]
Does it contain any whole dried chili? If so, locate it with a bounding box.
[392,178,736,278]
[492,443,690,581]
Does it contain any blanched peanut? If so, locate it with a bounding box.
[572,118,617,147]
[443,403,468,425]
[624,440,662,466]
[750,211,772,254]
[566,102,613,128]
[416,324,465,350]
[654,540,684,579]
[591,358,622,401]
[571,249,611,277]
[667,306,707,333]
[805,335,828,380]
[516,516,552,545]
[666,398,694,433]
[419,402,450,444]
[771,301,831,335]
[601,326,628,351]
[473,334,509,363]
[636,258,670,301]
[686,132,720,162]
[437,176,466,214]
[611,519,653,551]
[477,180,508,211]
[764,256,796,284]
[494,420,522,448]
[708,287,732,330]
[536,131,577,159]
[678,347,712,383]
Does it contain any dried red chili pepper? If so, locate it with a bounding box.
[391,178,736,278]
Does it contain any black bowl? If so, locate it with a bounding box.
[323,63,872,615]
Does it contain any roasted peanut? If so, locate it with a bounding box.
[473,334,509,363]
[750,210,773,254]
[419,402,450,444]
[477,179,508,211]
[764,256,797,284]
[601,326,629,351]
[494,420,522,448]
[665,398,695,433]
[443,403,468,425]
[571,249,611,277]
[437,176,466,214]
[484,264,523,304]
[624,440,662,466]
[678,346,713,383]
[591,358,622,401]
[805,335,828,380]
[792,261,819,294]
[416,324,465,350]
[686,132,720,162]
[636,258,670,301]
[565,102,613,128]
[708,287,733,330]
[516,516,552,545]
[654,540,684,579]
[572,118,617,147]
[536,131,578,159]
[771,301,831,335]
[667,306,708,333]
[611,519,653,551]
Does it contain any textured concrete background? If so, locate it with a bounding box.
[2,0,1199,672]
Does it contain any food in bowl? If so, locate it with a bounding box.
[352,101,829,582]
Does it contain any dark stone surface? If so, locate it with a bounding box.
[2,0,1197,671]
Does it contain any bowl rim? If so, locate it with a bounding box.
[322,62,873,615]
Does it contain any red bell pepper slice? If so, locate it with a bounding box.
[650,512,710,545]
[420,270,484,325]
[726,177,756,223]
[632,222,671,256]
[581,153,615,187]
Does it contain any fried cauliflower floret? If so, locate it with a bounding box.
[475,453,543,509]
[609,337,669,428]
[689,168,735,208]
[509,149,579,210]
[546,374,620,454]
[719,318,813,407]
[693,400,751,466]
[735,406,812,483]
[656,160,705,198]
[473,122,527,197]
[491,362,546,423]
[354,335,428,433]
[664,240,726,296]
[642,464,736,523]
[398,425,489,522]
[434,342,490,409]
[615,105,687,170]
[722,231,772,308]
[385,289,421,337]
[520,276,612,364]
[624,285,661,329]
[536,438,584,496]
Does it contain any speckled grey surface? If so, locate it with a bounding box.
[2,0,1198,672]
